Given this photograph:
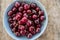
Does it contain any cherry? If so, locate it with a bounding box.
[29,26,35,32]
[8,11,13,16]
[8,17,12,21]
[18,25,25,31]
[13,17,16,20]
[36,24,41,28]
[29,26,36,34]
[18,20,24,25]
[32,14,37,19]
[36,28,40,33]
[20,30,26,36]
[32,9,37,14]
[15,32,20,36]
[12,21,16,27]
[35,7,40,12]
[15,23,18,28]
[21,17,28,23]
[12,7,17,12]
[24,4,30,10]
[15,2,20,8]
[18,17,28,25]
[39,11,44,16]
[28,16,32,20]
[26,20,32,27]
[21,2,26,6]
[31,31,35,35]
[12,14,16,17]
[40,16,45,21]
[27,33,32,38]
[34,19,39,24]
[15,13,21,20]
[26,31,29,36]
[27,10,31,14]
[10,24,14,29]
[8,17,13,23]
[17,12,22,16]
[23,10,26,13]
[12,27,16,32]
[23,13,28,18]
[30,3,36,8]
[18,6,23,12]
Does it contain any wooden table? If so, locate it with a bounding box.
[0,0,60,40]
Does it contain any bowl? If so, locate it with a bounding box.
[3,0,48,40]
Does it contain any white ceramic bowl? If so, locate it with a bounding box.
[3,0,48,40]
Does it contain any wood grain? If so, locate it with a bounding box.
[0,0,60,40]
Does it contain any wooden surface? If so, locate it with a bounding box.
[0,0,60,40]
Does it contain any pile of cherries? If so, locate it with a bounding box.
[8,1,45,38]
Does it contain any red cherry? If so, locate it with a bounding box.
[21,17,28,23]
[15,13,21,20]
[40,16,45,21]
[27,10,31,14]
[18,29,20,32]
[29,26,35,32]
[15,32,20,36]
[18,25,25,31]
[24,4,30,10]
[27,33,32,38]
[15,2,20,8]
[28,16,32,20]
[20,30,26,36]
[39,11,44,16]
[18,25,21,30]
[36,24,41,28]
[13,17,16,21]
[30,3,36,8]
[21,2,26,6]
[32,15,38,19]
[12,14,16,17]
[26,31,29,36]
[35,7,40,12]
[15,23,18,28]
[18,20,25,25]
[8,17,13,23]
[17,12,22,16]
[34,19,39,24]
[23,10,26,14]
[36,28,40,33]
[18,6,23,12]
[12,7,17,12]
[32,9,37,14]
[12,28,16,32]
[18,17,28,24]
[23,13,28,18]
[10,24,14,29]
[8,17,12,22]
[12,21,16,27]
[31,31,35,35]
[26,20,32,27]
[8,11,13,16]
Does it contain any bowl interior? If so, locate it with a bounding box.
[3,0,48,40]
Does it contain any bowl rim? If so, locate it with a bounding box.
[3,0,48,40]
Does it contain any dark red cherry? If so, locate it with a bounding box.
[18,6,23,12]
[15,2,20,8]
[8,11,13,16]
[30,3,36,8]
[40,16,45,21]
[27,33,32,38]
[24,4,30,10]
